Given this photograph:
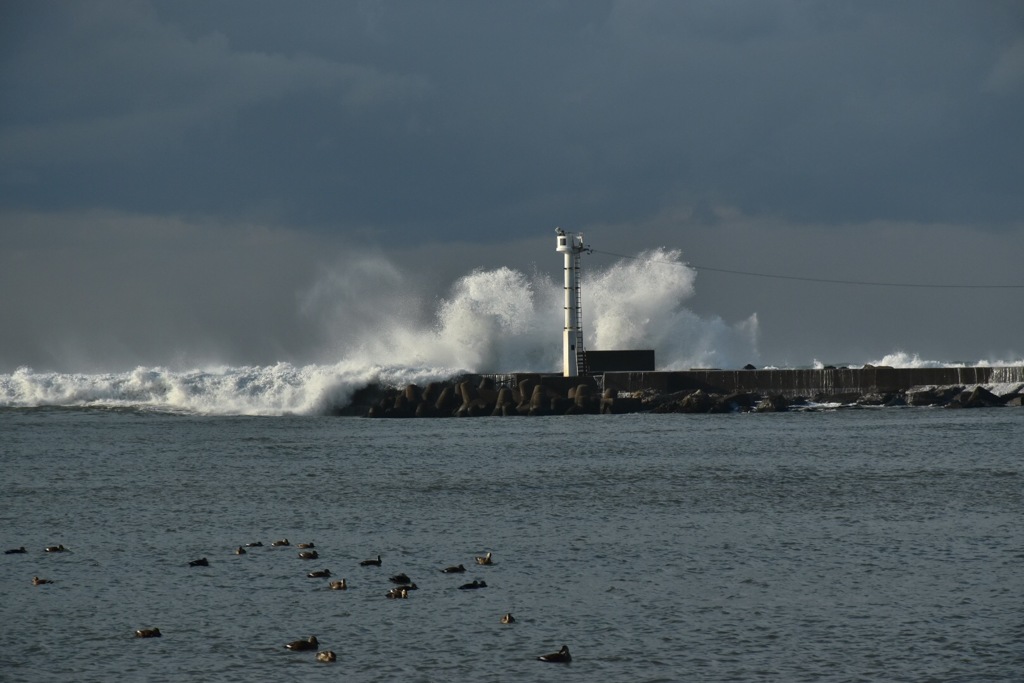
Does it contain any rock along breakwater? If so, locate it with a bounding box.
[336,366,1024,417]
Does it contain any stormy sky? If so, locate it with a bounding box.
[2,1,1023,372]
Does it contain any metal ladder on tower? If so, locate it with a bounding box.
[572,248,588,375]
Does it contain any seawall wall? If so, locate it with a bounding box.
[603,366,1024,398]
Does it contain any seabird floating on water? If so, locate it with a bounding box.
[537,645,571,663]
[285,635,318,651]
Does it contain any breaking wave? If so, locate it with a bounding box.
[811,352,1024,371]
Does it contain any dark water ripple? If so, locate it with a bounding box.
[1,409,1022,681]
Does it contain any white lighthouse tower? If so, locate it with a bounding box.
[555,228,590,377]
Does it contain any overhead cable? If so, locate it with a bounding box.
[588,249,1024,290]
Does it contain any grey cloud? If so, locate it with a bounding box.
[4,1,1022,231]
[984,37,1024,93]
[2,5,428,153]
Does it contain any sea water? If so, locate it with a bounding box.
[2,407,1021,682]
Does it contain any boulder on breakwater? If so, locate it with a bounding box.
[329,370,1024,417]
[341,374,644,418]
[644,383,1024,413]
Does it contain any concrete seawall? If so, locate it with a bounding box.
[603,366,1024,399]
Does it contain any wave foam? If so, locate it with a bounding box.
[0,363,461,416]
[298,249,760,374]
[864,351,1024,369]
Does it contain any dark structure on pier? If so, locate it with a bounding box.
[602,365,1024,400]
[584,350,655,373]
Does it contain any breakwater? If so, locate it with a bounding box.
[603,366,1024,399]
[341,366,1024,416]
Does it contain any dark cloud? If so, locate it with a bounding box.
[4,1,1023,231]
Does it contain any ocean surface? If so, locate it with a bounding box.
[2,407,1022,682]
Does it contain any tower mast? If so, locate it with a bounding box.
[555,228,590,377]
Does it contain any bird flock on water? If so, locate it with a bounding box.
[10,540,571,665]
